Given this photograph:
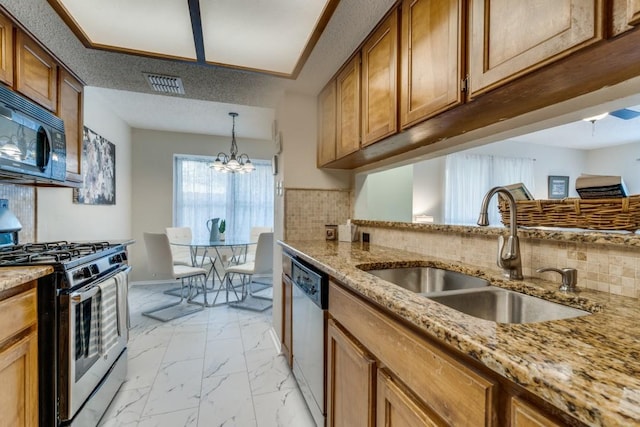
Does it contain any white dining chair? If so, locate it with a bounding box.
[142,232,208,321]
[222,232,274,311]
[165,226,216,297]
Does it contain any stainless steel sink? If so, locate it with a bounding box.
[364,266,490,293]
[426,287,590,323]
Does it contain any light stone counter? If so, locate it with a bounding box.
[0,266,54,293]
[280,239,640,427]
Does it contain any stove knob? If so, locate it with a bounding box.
[81,267,92,278]
[90,264,100,275]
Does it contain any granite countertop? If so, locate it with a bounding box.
[280,239,640,427]
[0,266,54,293]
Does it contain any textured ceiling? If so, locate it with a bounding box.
[0,0,395,140]
[0,0,395,106]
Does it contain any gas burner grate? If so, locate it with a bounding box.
[0,241,118,266]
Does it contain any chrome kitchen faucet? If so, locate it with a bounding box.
[477,186,523,280]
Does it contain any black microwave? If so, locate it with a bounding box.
[0,85,66,183]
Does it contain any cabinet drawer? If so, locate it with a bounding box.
[330,281,496,427]
[0,288,37,345]
[511,397,563,427]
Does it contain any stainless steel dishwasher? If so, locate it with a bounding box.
[290,256,328,427]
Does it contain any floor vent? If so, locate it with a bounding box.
[143,73,185,95]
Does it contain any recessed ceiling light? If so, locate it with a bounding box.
[582,112,608,122]
[143,73,185,95]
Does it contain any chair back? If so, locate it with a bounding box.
[143,232,176,280]
[166,227,193,265]
[253,232,274,275]
[246,227,272,260]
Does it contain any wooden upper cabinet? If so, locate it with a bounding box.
[15,30,58,112]
[468,0,603,98]
[400,0,463,129]
[628,0,640,25]
[57,68,83,182]
[0,13,14,87]
[611,0,640,36]
[361,9,398,147]
[336,54,361,158]
[327,319,375,427]
[318,80,337,167]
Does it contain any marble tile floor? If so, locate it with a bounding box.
[98,282,315,427]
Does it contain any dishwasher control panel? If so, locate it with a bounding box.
[291,258,328,309]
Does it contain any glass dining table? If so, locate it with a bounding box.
[172,239,256,307]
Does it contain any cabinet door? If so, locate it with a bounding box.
[327,319,375,427]
[281,275,293,367]
[468,0,603,97]
[377,369,443,427]
[317,80,337,166]
[0,13,14,87]
[400,0,462,129]
[0,332,38,427]
[58,68,84,182]
[628,0,640,25]
[511,398,563,427]
[336,54,361,158]
[15,30,58,111]
[361,9,398,147]
[612,0,640,35]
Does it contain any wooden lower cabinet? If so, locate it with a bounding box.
[327,319,375,427]
[377,369,443,427]
[327,280,583,427]
[0,287,38,427]
[511,398,563,427]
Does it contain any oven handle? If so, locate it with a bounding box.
[70,265,131,303]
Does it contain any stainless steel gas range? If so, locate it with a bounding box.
[0,241,131,426]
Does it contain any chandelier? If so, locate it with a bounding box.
[211,112,255,173]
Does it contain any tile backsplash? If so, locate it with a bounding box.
[0,184,35,243]
[284,188,351,241]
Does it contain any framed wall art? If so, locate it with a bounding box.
[73,127,116,205]
[548,175,569,199]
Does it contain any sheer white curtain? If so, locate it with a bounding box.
[174,155,274,241]
[444,153,535,225]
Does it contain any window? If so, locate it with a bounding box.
[444,153,535,225]
[174,155,274,241]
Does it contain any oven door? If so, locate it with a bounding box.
[59,266,130,423]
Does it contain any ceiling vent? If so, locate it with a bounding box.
[143,73,185,95]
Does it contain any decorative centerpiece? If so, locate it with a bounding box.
[218,219,226,241]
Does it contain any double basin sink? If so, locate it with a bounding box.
[363,266,589,324]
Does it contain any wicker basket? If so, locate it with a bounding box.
[498,195,640,231]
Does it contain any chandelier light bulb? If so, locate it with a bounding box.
[210,112,254,173]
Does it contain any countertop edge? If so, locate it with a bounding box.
[0,265,54,293]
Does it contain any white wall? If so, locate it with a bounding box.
[130,128,275,281]
[36,87,133,241]
[586,141,640,194]
[277,93,352,190]
[355,165,413,221]
[413,157,445,223]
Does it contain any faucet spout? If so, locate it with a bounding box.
[477,186,523,280]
